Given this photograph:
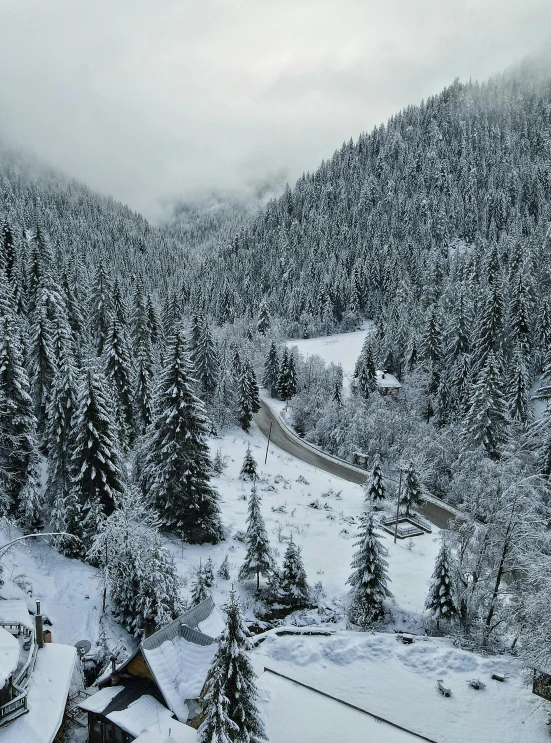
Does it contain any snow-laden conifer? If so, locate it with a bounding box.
[238,484,276,591]
[262,342,280,398]
[364,454,385,507]
[141,330,223,544]
[279,536,309,608]
[347,506,392,627]
[425,540,458,625]
[104,316,136,450]
[401,462,424,516]
[240,445,258,481]
[199,588,267,743]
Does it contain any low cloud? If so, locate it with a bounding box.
[0,0,549,218]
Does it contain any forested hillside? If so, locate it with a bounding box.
[1,58,551,670]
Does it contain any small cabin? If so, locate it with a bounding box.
[376,370,401,397]
[80,598,224,743]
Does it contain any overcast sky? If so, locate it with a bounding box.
[0,0,549,219]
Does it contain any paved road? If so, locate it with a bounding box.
[255,399,458,530]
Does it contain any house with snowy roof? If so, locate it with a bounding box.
[0,598,76,743]
[375,369,401,397]
[79,597,224,743]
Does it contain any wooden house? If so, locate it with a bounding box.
[79,598,223,743]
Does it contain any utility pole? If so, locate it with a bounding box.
[394,469,403,545]
[264,420,273,464]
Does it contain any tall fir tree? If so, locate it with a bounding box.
[279,536,309,608]
[69,367,126,545]
[194,316,219,400]
[425,541,458,626]
[364,454,385,507]
[104,316,136,451]
[257,301,270,335]
[401,463,424,516]
[464,352,509,457]
[277,349,298,402]
[238,484,276,590]
[199,588,267,743]
[262,342,280,398]
[347,506,392,627]
[141,331,223,543]
[238,362,260,433]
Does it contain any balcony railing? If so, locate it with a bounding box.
[0,621,37,727]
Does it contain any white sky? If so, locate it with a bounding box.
[0,0,549,219]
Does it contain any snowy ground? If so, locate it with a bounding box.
[252,631,549,743]
[0,414,548,742]
[286,323,372,393]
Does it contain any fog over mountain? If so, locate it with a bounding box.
[0,0,550,217]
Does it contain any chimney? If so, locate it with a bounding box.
[110,655,118,685]
[35,600,44,649]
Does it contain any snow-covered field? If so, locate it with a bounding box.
[1,418,548,742]
[286,324,372,392]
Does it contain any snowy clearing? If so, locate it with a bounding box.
[286,324,372,393]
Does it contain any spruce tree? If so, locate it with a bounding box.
[464,352,509,457]
[277,349,297,402]
[104,316,136,450]
[90,261,113,353]
[0,316,40,517]
[69,367,125,545]
[218,554,231,580]
[194,316,219,400]
[401,463,424,517]
[0,223,16,282]
[332,364,344,405]
[141,331,223,544]
[347,506,392,627]
[425,541,458,626]
[191,565,210,605]
[240,445,258,481]
[238,362,260,433]
[355,340,376,397]
[262,342,280,398]
[279,536,309,608]
[364,454,385,507]
[199,588,267,743]
[508,348,530,424]
[135,336,155,435]
[204,556,215,588]
[257,301,270,335]
[28,283,57,438]
[238,484,276,591]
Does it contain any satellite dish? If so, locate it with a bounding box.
[75,639,91,659]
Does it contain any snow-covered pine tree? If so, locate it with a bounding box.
[104,316,136,451]
[135,335,155,435]
[464,352,509,458]
[194,316,219,401]
[0,223,15,282]
[90,261,113,354]
[401,463,424,517]
[0,316,41,518]
[137,534,183,634]
[279,536,309,608]
[355,341,376,397]
[198,667,237,743]
[199,588,267,743]
[191,565,210,605]
[257,301,270,335]
[240,445,258,481]
[347,505,392,627]
[238,484,276,591]
[425,540,458,626]
[508,348,530,424]
[69,367,125,545]
[262,342,280,398]
[238,362,260,433]
[204,556,215,588]
[277,348,297,402]
[364,454,385,507]
[332,364,344,406]
[28,282,57,439]
[218,554,231,580]
[141,330,223,544]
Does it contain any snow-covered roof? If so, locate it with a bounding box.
[108,694,176,737]
[142,629,216,722]
[0,599,33,630]
[133,719,197,743]
[1,644,76,743]
[79,685,124,713]
[0,626,20,688]
[197,607,225,638]
[375,370,401,389]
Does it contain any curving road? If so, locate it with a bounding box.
[254,399,459,530]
